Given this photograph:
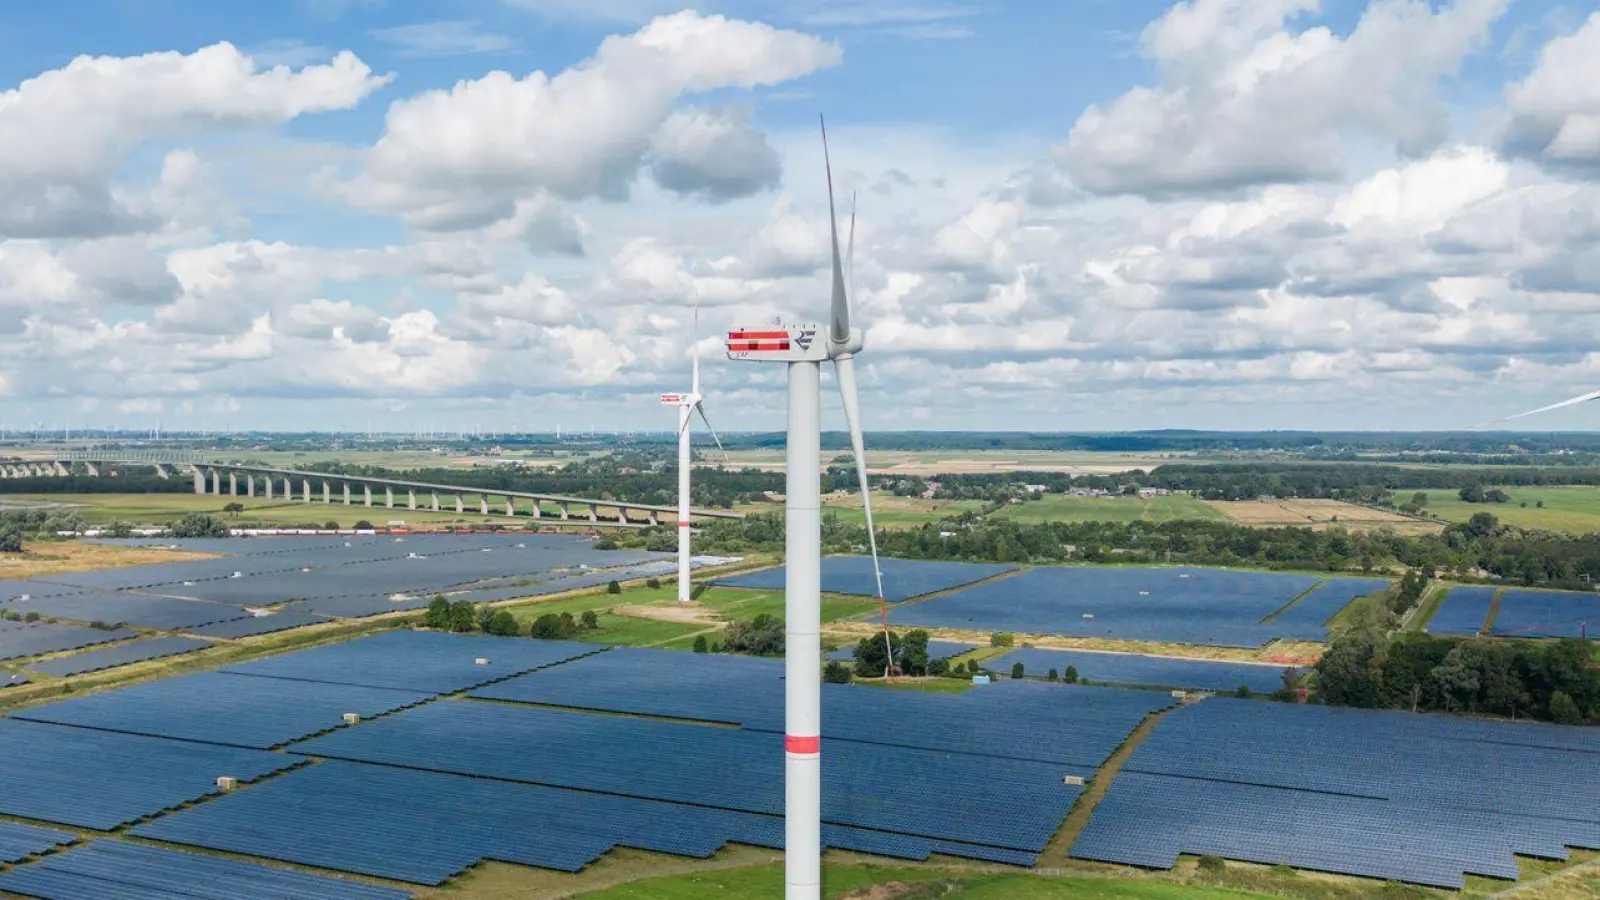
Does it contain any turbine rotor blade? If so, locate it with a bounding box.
[694,402,726,459]
[821,115,850,345]
[1476,388,1600,428]
[846,191,857,307]
[691,284,701,395]
[834,354,892,672]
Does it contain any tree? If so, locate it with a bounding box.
[692,634,709,653]
[580,610,599,630]
[486,610,520,637]
[853,632,897,677]
[1458,484,1486,503]
[823,661,853,684]
[1063,665,1078,684]
[722,614,785,656]
[1010,662,1025,680]
[990,632,1015,648]
[927,658,950,677]
[1535,500,1544,509]
[560,612,577,635]
[423,596,451,629]
[898,630,931,676]
[23,612,40,623]
[1549,690,1584,725]
[222,502,245,517]
[1235,685,1253,699]
[0,523,21,554]
[169,513,229,539]
[606,580,622,595]
[647,577,661,589]
[447,600,477,633]
[353,520,374,530]
[1047,668,1059,682]
[1411,492,1428,509]
[530,613,568,640]
[103,522,134,539]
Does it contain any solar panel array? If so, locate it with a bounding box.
[1272,578,1391,633]
[1071,699,1600,888]
[292,700,1082,855]
[2,671,26,688]
[0,821,75,864]
[184,606,333,638]
[1491,588,1600,638]
[222,630,599,693]
[1427,586,1496,636]
[826,639,977,662]
[26,635,212,677]
[15,670,433,748]
[0,717,298,828]
[714,556,1016,601]
[891,566,1328,647]
[0,839,412,900]
[0,622,139,662]
[986,647,1297,694]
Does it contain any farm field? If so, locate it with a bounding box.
[994,494,1224,524]
[0,540,214,580]
[1416,486,1600,533]
[736,492,984,528]
[719,449,1186,475]
[1208,498,1442,535]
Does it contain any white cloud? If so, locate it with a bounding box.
[649,106,783,202]
[338,11,840,230]
[1060,0,1509,196]
[1501,12,1600,166]
[0,42,392,239]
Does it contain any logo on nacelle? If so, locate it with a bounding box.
[794,329,815,350]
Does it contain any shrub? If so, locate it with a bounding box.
[693,634,708,653]
[580,610,599,629]
[723,614,785,656]
[1197,855,1226,873]
[927,658,951,677]
[1063,665,1078,684]
[423,596,451,629]
[1550,690,1584,725]
[23,612,39,623]
[989,632,1014,648]
[1235,685,1253,699]
[530,613,570,640]
[593,538,619,550]
[1010,662,1025,680]
[647,577,661,589]
[0,523,23,553]
[823,661,853,684]
[486,610,520,637]
[1047,668,1059,682]
[169,513,229,539]
[447,600,477,633]
[606,580,622,595]
[353,520,374,530]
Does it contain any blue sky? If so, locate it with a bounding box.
[0,0,1598,434]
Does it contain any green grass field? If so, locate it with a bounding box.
[1417,486,1600,533]
[577,864,1274,899]
[992,494,1225,524]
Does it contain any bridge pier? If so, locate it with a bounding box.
[343,483,351,506]
[281,477,292,499]
[193,468,205,494]
[302,479,312,503]
[455,495,464,515]
[322,481,330,504]
[84,461,99,477]
[264,476,273,500]
[364,485,372,507]
[430,492,439,512]
[210,469,221,495]
[385,487,394,508]
[515,497,526,518]
[617,506,629,525]
[558,502,570,521]
[229,472,238,496]
[53,461,68,476]
[587,504,598,524]
[407,490,416,511]
[154,464,170,479]
[648,510,660,526]
[480,496,489,516]
[246,475,255,498]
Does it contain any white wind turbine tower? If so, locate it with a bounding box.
[725,116,890,900]
[661,297,725,604]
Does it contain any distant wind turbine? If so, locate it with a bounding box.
[1475,388,1600,428]
[661,292,725,604]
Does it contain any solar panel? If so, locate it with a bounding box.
[15,670,432,748]
[184,606,333,638]
[26,635,212,677]
[890,566,1327,647]
[714,557,1016,601]
[0,839,412,900]
[1,590,248,630]
[1491,588,1600,639]
[0,718,299,829]
[222,630,599,694]
[0,623,140,662]
[0,821,75,864]
[986,647,1297,694]
[1428,586,1496,636]
[1070,699,1600,887]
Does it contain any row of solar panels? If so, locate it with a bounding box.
[1430,584,1600,639]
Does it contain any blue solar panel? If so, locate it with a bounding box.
[891,566,1326,647]
[0,821,75,863]
[0,718,299,829]
[1272,578,1391,633]
[1071,699,1600,887]
[1491,588,1600,639]
[15,670,432,748]
[184,606,333,637]
[715,557,1016,601]
[26,635,212,677]
[222,630,599,694]
[290,700,1083,853]
[0,622,140,662]
[987,647,1297,694]
[0,839,412,900]
[3,670,29,688]
[1,590,248,630]
[1428,586,1496,636]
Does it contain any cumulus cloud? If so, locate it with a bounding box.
[0,42,392,239]
[1501,12,1600,166]
[648,106,783,202]
[1059,0,1508,196]
[339,11,840,229]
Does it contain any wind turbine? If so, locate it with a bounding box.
[724,116,889,900]
[1477,389,1600,428]
[661,295,725,604]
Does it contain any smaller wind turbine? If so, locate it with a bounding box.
[1477,389,1600,428]
[661,295,725,604]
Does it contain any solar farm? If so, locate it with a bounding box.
[0,539,1594,897]
[1427,584,1600,639]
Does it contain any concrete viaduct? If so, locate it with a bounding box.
[15,451,741,529]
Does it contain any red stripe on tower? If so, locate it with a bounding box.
[785,735,820,755]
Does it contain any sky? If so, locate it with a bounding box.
[1,0,1599,434]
